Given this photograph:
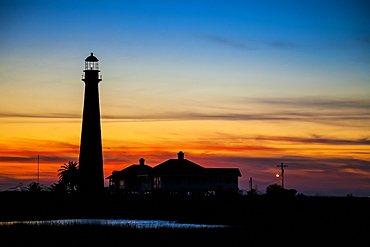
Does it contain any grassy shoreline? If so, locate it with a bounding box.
[1,192,369,222]
[1,192,369,246]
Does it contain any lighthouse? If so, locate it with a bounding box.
[78,53,104,192]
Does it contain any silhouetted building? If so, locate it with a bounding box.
[107,158,152,193]
[107,152,241,195]
[78,53,104,192]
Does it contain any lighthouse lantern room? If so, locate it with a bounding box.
[84,52,99,71]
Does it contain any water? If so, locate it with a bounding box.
[0,219,228,229]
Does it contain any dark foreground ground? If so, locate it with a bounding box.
[0,192,369,246]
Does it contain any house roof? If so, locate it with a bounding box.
[106,164,152,179]
[150,158,204,175]
[148,153,241,177]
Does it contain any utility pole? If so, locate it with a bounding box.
[249,177,253,191]
[277,162,288,188]
[37,155,40,184]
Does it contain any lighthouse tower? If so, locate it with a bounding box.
[78,53,104,192]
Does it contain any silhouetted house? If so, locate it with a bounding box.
[141,152,241,195]
[107,152,241,195]
[106,158,152,193]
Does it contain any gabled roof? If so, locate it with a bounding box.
[106,163,152,179]
[150,158,204,175]
[148,152,241,177]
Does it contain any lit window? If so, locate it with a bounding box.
[119,180,125,189]
[153,177,162,189]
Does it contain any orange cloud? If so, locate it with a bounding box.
[341,168,370,176]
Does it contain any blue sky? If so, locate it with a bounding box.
[2,1,369,99]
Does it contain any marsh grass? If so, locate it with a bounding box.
[0,219,228,229]
[0,223,243,247]
[1,194,370,246]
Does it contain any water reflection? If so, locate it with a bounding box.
[0,219,228,229]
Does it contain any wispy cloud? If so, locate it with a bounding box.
[2,111,367,127]
[201,35,253,50]
[98,112,369,128]
[0,112,80,119]
[0,138,79,152]
[205,132,370,146]
[268,40,299,49]
[254,135,370,145]
[1,97,368,127]
[201,34,300,50]
[0,155,77,163]
[249,97,370,110]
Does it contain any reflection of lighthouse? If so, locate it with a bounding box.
[78,53,104,192]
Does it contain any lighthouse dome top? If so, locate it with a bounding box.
[85,52,99,62]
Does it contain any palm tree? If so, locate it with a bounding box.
[58,161,79,192]
[49,181,68,193]
[25,182,44,192]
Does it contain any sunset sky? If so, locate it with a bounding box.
[1,0,369,195]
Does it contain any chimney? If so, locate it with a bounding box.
[177,151,184,160]
[139,158,145,165]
